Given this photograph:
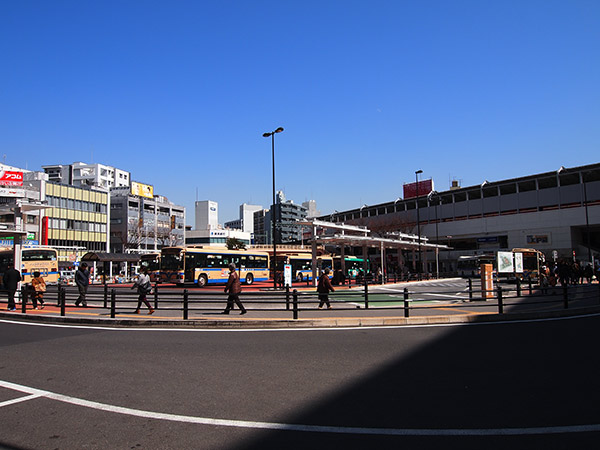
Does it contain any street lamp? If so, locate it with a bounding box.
[263,126,284,289]
[428,190,439,278]
[415,169,423,280]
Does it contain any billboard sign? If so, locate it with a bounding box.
[403,179,433,199]
[131,181,154,199]
[0,170,23,186]
[497,251,514,273]
[0,187,25,197]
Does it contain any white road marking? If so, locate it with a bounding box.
[0,393,42,408]
[0,379,597,436]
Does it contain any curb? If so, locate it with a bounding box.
[2,305,600,329]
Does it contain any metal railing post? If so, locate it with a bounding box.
[403,288,409,318]
[110,289,116,318]
[60,287,66,317]
[516,278,521,297]
[292,289,298,320]
[56,284,61,307]
[468,278,473,301]
[104,283,108,308]
[21,286,27,314]
[154,283,159,310]
[497,286,504,314]
[183,289,189,320]
[285,285,290,310]
[364,279,369,309]
[528,278,533,295]
[563,284,569,309]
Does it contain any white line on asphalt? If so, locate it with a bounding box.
[2,312,600,333]
[0,393,42,408]
[0,379,597,436]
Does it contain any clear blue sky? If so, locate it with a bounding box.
[1,0,599,225]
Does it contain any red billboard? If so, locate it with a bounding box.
[0,170,23,186]
[403,179,433,199]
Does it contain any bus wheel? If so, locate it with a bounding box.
[245,273,254,285]
[197,274,208,287]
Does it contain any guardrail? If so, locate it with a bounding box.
[4,278,600,320]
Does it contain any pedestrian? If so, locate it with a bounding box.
[222,263,246,315]
[3,266,21,311]
[317,268,335,309]
[31,271,46,310]
[132,267,154,315]
[75,262,90,307]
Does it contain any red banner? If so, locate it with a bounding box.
[42,216,49,245]
[0,171,23,186]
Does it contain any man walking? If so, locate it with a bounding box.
[3,266,21,311]
[317,268,335,309]
[222,263,247,315]
[75,262,90,307]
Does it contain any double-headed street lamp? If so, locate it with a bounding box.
[415,169,423,280]
[263,126,284,289]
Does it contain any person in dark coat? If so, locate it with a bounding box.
[75,262,90,307]
[3,266,21,311]
[317,268,335,309]
[222,263,246,315]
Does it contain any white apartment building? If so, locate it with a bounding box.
[42,162,130,189]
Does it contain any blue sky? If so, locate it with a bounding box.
[1,0,599,225]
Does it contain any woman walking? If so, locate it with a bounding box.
[317,268,335,309]
[31,271,46,310]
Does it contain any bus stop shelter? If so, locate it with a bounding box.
[80,252,142,283]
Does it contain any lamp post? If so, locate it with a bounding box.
[263,126,284,289]
[415,169,423,280]
[428,190,439,279]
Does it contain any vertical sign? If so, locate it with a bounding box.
[481,264,494,299]
[284,264,292,288]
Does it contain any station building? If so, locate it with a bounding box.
[326,163,600,274]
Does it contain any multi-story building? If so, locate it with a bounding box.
[43,162,130,189]
[109,186,185,253]
[224,203,262,235]
[302,200,321,218]
[259,191,307,245]
[195,200,219,230]
[253,209,269,244]
[326,162,600,273]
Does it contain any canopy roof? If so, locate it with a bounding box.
[81,252,142,263]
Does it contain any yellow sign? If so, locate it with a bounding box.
[131,181,154,199]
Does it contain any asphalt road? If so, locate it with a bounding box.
[1,312,599,449]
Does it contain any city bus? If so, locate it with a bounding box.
[333,255,366,278]
[276,253,333,282]
[0,246,59,285]
[160,247,269,286]
[512,248,545,280]
[140,253,161,283]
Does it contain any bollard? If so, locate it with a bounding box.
[60,287,66,317]
[528,278,533,295]
[468,278,473,301]
[364,279,369,309]
[285,285,290,310]
[154,283,159,310]
[56,284,61,307]
[183,289,189,320]
[516,278,521,297]
[563,284,569,309]
[497,286,504,314]
[292,289,298,320]
[403,288,409,318]
[104,283,108,308]
[110,289,116,318]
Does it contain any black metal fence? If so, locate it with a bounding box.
[4,278,600,320]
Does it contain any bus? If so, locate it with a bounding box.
[276,253,333,282]
[140,253,161,283]
[160,247,269,286]
[0,247,59,285]
[512,248,545,280]
[333,255,366,278]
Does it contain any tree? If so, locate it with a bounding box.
[226,238,246,250]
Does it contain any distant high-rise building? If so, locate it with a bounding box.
[302,200,320,218]
[195,200,219,230]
